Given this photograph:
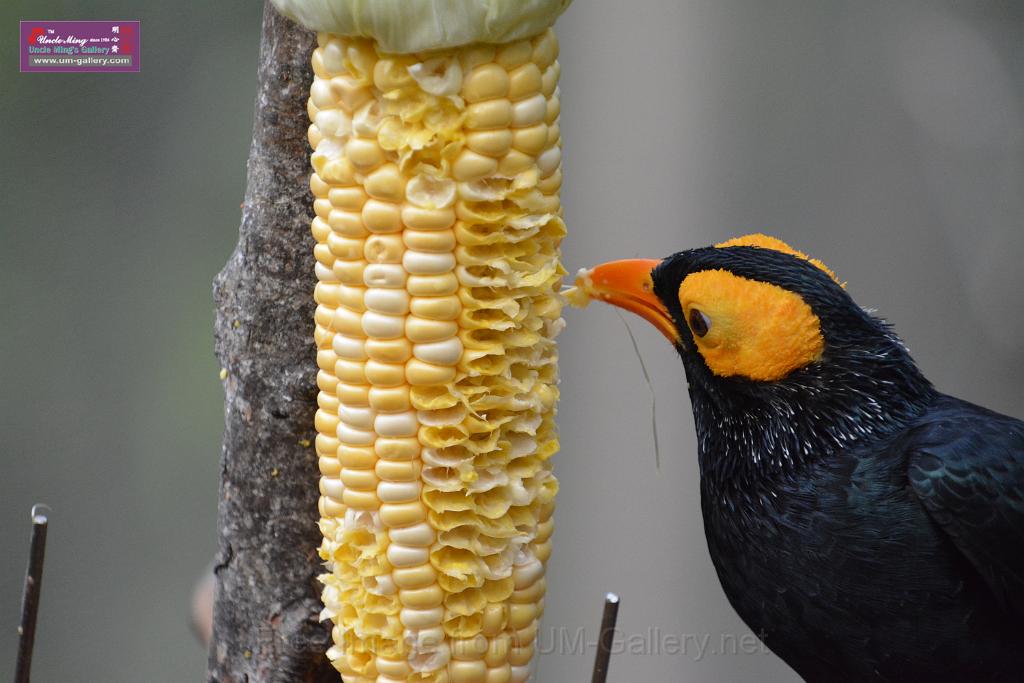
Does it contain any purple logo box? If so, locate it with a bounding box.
[20,20,140,73]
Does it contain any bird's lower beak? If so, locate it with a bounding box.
[572,259,679,342]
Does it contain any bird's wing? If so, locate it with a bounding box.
[908,397,1024,616]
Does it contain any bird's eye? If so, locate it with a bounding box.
[688,308,711,337]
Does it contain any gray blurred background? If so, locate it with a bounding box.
[1,0,1021,681]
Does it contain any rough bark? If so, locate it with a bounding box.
[209,4,335,681]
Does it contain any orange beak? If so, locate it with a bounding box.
[576,258,679,342]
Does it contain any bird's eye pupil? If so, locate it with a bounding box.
[689,309,710,337]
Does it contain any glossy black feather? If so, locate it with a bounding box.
[907,398,1024,616]
[647,245,1024,681]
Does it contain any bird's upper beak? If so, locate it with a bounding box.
[571,258,679,343]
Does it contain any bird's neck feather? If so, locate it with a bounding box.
[686,343,936,494]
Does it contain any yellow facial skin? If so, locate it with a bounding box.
[678,269,825,382]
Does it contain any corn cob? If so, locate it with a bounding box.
[296,17,566,682]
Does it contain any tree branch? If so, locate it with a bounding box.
[209,3,335,681]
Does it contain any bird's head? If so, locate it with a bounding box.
[572,234,935,485]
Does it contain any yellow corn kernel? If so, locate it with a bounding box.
[368,386,411,412]
[465,130,513,158]
[362,200,403,234]
[465,99,513,130]
[404,229,457,253]
[452,150,499,181]
[307,30,563,681]
[364,163,405,201]
[329,186,368,211]
[406,273,460,296]
[462,64,510,103]
[365,338,412,362]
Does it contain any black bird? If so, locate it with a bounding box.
[573,234,1024,682]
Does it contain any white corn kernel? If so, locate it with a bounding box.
[364,264,408,289]
[313,222,332,254]
[313,198,332,219]
[387,543,430,568]
[511,94,547,127]
[328,209,367,237]
[387,522,436,546]
[321,477,345,499]
[537,146,561,177]
[310,79,336,108]
[315,262,339,282]
[401,607,445,630]
[320,40,346,73]
[374,411,419,438]
[403,250,456,275]
[333,334,367,360]
[330,75,373,111]
[512,558,544,589]
[362,311,406,339]
[413,338,463,366]
[339,405,376,430]
[378,480,422,503]
[364,288,410,315]
[338,423,376,447]
[315,108,353,139]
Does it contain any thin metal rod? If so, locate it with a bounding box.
[14,504,50,683]
[591,592,620,683]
